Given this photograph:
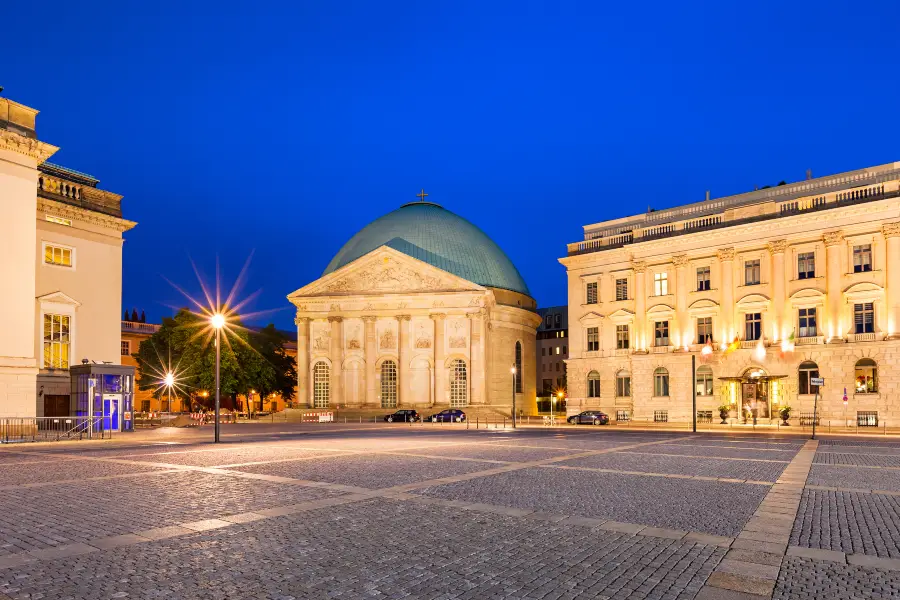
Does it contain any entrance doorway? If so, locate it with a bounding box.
[740,368,771,420]
[102,393,120,431]
[43,394,70,417]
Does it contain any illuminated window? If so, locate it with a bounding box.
[587,371,600,398]
[853,244,872,273]
[695,365,713,396]
[450,359,468,407]
[654,321,669,347]
[43,243,73,267]
[586,282,598,304]
[744,259,760,285]
[696,266,711,291]
[745,313,762,341]
[313,361,330,408]
[696,317,713,344]
[653,368,669,397]
[654,272,668,296]
[798,361,819,395]
[854,358,877,393]
[616,325,629,349]
[43,314,70,369]
[798,252,815,279]
[798,308,817,338]
[854,303,874,334]
[380,360,397,408]
[586,327,599,352]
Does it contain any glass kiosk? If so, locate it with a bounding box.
[70,364,135,433]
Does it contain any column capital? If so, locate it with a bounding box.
[631,260,647,273]
[716,247,735,261]
[767,239,787,254]
[429,312,447,321]
[327,316,343,323]
[294,316,311,326]
[361,315,378,323]
[467,309,486,319]
[823,230,844,247]
[395,314,411,322]
[672,254,689,268]
[883,222,900,238]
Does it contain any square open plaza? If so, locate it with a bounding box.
[4,89,900,598]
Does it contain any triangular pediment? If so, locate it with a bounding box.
[579,311,604,323]
[36,291,81,307]
[289,246,484,299]
[607,309,635,324]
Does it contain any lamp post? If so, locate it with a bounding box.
[555,390,563,427]
[510,366,517,428]
[164,372,174,414]
[211,312,225,443]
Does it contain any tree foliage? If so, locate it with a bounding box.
[133,309,296,410]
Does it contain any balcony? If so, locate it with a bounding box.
[795,336,822,346]
[651,345,669,354]
[122,321,161,334]
[847,332,878,343]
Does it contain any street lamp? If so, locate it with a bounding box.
[211,312,225,442]
[164,372,175,413]
[510,366,517,428]
[555,390,563,426]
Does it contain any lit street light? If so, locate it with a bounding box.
[164,371,175,413]
[211,312,225,443]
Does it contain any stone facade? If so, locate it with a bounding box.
[288,246,541,413]
[561,161,900,425]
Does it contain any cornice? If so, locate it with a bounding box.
[0,130,58,163]
[38,197,136,233]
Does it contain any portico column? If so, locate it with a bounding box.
[883,223,900,338]
[295,317,310,407]
[328,316,343,405]
[632,261,646,350]
[767,240,787,341]
[673,255,688,347]
[717,248,735,342]
[363,316,377,405]
[431,313,446,406]
[397,315,411,405]
[824,231,844,341]
[468,311,484,404]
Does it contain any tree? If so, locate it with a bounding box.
[248,324,297,408]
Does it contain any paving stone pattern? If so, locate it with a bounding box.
[629,444,800,461]
[557,452,789,482]
[807,464,900,492]
[814,451,900,468]
[773,555,900,599]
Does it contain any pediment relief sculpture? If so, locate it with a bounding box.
[318,256,471,294]
[380,329,397,349]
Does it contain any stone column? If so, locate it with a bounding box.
[717,248,735,342]
[768,240,787,341]
[468,311,484,404]
[824,231,844,341]
[632,261,646,350]
[328,316,343,405]
[673,255,688,347]
[363,316,377,406]
[431,313,446,406]
[295,317,310,407]
[397,315,411,405]
[884,224,900,338]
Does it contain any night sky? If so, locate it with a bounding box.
[5,1,899,329]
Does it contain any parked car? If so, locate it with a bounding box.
[427,409,466,423]
[567,410,609,425]
[384,410,420,423]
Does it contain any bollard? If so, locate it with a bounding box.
[503,417,506,429]
[476,417,479,429]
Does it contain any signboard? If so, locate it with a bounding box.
[810,377,824,387]
[123,412,132,421]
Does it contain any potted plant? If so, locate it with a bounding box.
[779,405,792,426]
[718,404,731,424]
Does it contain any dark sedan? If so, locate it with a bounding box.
[384,410,420,422]
[426,409,466,423]
[567,410,609,425]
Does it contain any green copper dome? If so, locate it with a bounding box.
[324,201,532,297]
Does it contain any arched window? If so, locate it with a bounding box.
[654,367,669,397]
[798,361,819,395]
[380,360,398,408]
[313,361,330,408]
[587,371,600,398]
[695,366,713,396]
[515,341,523,393]
[855,358,877,394]
[616,370,631,397]
[450,359,468,407]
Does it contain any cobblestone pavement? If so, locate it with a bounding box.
[0,425,899,598]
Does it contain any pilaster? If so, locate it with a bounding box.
[632,260,646,350]
[431,313,446,406]
[716,248,735,342]
[362,316,377,405]
[396,315,411,405]
[767,240,787,341]
[328,316,343,405]
[883,223,900,338]
[823,231,844,341]
[295,317,310,407]
[672,255,688,346]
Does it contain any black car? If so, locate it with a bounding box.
[427,409,466,423]
[384,410,420,423]
[567,410,609,425]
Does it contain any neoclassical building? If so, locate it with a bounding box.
[561,161,900,426]
[288,199,541,413]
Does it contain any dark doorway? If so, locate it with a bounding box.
[44,394,70,417]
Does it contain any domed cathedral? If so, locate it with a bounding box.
[287,196,542,416]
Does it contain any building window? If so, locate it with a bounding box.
[654,272,668,296]
[587,371,600,398]
[380,360,398,408]
[43,244,73,268]
[654,321,669,347]
[744,259,761,285]
[696,266,710,291]
[854,303,875,334]
[554,314,562,328]
[562,345,567,354]
[653,367,669,397]
[545,315,552,328]
[555,347,560,355]
[696,317,713,344]
[695,365,713,396]
[798,361,819,395]
[798,252,815,279]
[43,314,70,369]
[555,362,560,372]
[615,278,628,301]
[120,340,131,356]
[313,361,330,408]
[586,282,598,305]
[515,341,523,393]
[798,308,817,338]
[853,244,872,273]
[854,358,877,394]
[140,400,151,412]
[616,325,629,349]
[616,370,631,397]
[450,359,468,407]
[541,348,545,357]
[745,313,762,341]
[586,327,599,352]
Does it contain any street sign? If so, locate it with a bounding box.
[811,377,824,387]
[843,387,848,404]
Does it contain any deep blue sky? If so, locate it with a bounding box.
[5,1,899,329]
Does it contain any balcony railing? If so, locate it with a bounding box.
[122,321,160,334]
[795,336,822,346]
[847,332,878,343]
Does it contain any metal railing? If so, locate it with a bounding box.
[1,416,113,443]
